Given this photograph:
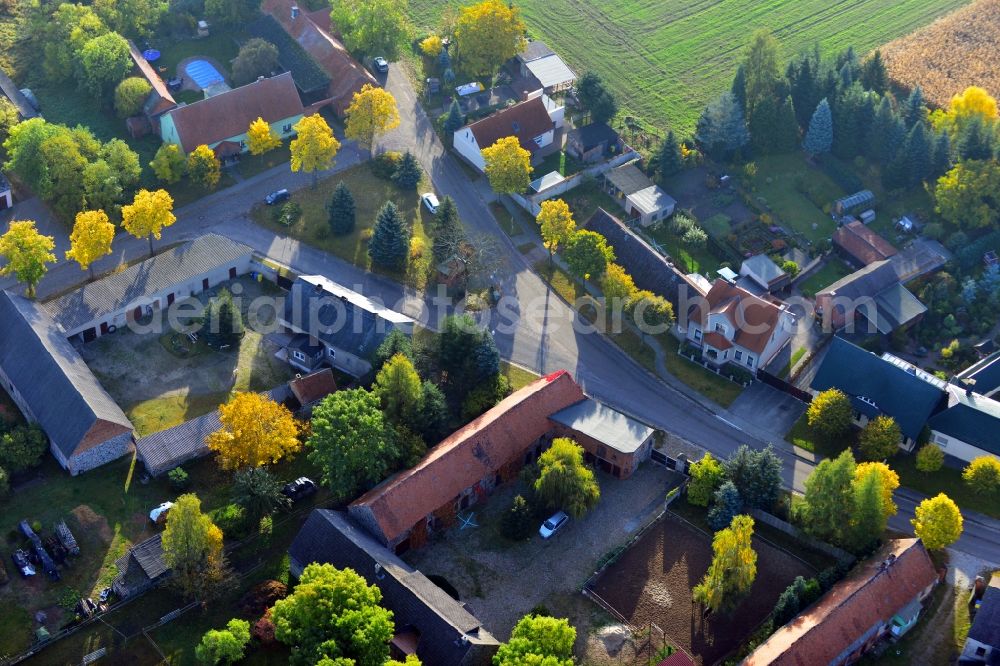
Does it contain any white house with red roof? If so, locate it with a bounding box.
[453,94,564,172]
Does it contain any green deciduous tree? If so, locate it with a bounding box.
[79,32,132,102]
[0,425,48,474]
[631,290,675,331]
[912,493,963,550]
[806,388,852,441]
[916,443,945,472]
[494,614,575,666]
[373,352,422,425]
[272,563,394,666]
[453,0,526,76]
[723,444,782,511]
[327,182,356,236]
[849,464,886,553]
[687,452,725,507]
[151,143,187,183]
[564,229,614,282]
[935,159,1000,231]
[161,493,228,599]
[534,438,601,518]
[693,514,757,611]
[307,388,397,499]
[803,98,833,157]
[232,38,279,85]
[800,449,856,543]
[0,221,56,298]
[205,0,261,27]
[114,77,152,118]
[231,467,291,526]
[368,200,410,270]
[331,0,410,60]
[858,415,901,461]
[742,29,781,120]
[963,456,1000,496]
[195,619,251,665]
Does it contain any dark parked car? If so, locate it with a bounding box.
[264,189,290,205]
[281,477,318,503]
[373,57,389,73]
[11,549,35,577]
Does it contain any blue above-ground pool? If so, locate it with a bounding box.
[185,60,225,89]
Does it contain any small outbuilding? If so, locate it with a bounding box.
[566,122,621,162]
[548,397,657,479]
[833,189,875,216]
[739,254,789,293]
[605,163,675,227]
[112,535,168,599]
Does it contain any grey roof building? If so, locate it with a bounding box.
[0,291,134,475]
[963,575,1000,663]
[112,534,168,599]
[810,337,945,446]
[956,351,1000,399]
[549,398,654,454]
[289,510,499,665]
[279,275,414,378]
[43,233,254,339]
[927,387,1000,460]
[0,68,39,119]
[817,260,926,335]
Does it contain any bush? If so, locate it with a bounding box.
[460,374,512,421]
[239,580,288,617]
[500,495,535,541]
[915,444,944,473]
[0,466,8,496]
[214,503,247,537]
[371,151,403,179]
[277,201,301,227]
[114,77,153,118]
[0,424,48,474]
[168,467,190,490]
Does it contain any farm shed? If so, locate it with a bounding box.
[816,260,926,335]
[566,122,621,162]
[513,40,576,93]
[548,397,657,478]
[833,190,876,216]
[112,535,168,599]
[0,291,134,476]
[833,220,898,268]
[348,371,585,552]
[289,510,500,665]
[604,162,675,226]
[136,384,293,477]
[739,255,789,292]
[42,233,254,342]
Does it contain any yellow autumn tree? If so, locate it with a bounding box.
[290,114,341,187]
[420,35,443,58]
[187,144,221,190]
[931,86,999,136]
[345,84,400,157]
[247,116,281,155]
[206,392,301,470]
[66,209,115,277]
[0,221,56,298]
[535,198,575,259]
[482,136,531,196]
[601,263,638,306]
[912,493,963,550]
[121,188,176,256]
[161,493,227,599]
[454,0,526,76]
[693,514,757,611]
[854,461,900,518]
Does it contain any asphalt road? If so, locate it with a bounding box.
[1,65,996,564]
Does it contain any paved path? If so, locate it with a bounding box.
[2,66,997,564]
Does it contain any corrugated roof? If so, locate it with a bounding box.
[0,291,132,461]
[626,185,676,216]
[289,510,500,665]
[163,73,303,153]
[928,386,1000,456]
[606,162,653,195]
[349,371,584,545]
[810,337,945,440]
[549,398,654,453]
[42,234,253,335]
[466,96,554,153]
[746,539,938,666]
[525,54,576,89]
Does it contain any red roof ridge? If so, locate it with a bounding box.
[467,97,554,153]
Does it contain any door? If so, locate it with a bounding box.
[229,267,237,279]
[202,278,209,290]
[83,327,97,342]
[167,293,175,306]
[99,322,110,336]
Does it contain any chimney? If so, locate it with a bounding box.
[257,75,264,83]
[291,5,299,20]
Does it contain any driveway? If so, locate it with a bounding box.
[728,382,806,436]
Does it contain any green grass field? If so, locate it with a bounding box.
[409,0,970,134]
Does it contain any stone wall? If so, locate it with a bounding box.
[68,432,135,476]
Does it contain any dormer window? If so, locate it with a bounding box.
[512,121,520,132]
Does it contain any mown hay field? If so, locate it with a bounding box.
[882,0,1000,108]
[409,0,970,135]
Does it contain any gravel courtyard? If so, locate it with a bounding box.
[403,463,684,651]
[591,512,814,665]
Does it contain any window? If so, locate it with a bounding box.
[282,123,292,133]
[292,350,305,361]
[746,355,755,368]
[735,350,743,361]
[723,350,728,359]
[327,347,336,358]
[934,434,949,448]
[239,140,245,149]
[694,328,702,340]
[715,323,725,333]
[976,647,986,657]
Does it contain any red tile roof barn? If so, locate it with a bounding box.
[127,40,176,116]
[289,369,338,406]
[468,97,554,152]
[349,371,585,546]
[164,73,303,153]
[689,279,784,355]
[833,220,898,266]
[262,0,378,115]
[744,539,938,666]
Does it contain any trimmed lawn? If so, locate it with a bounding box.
[252,163,435,290]
[646,223,723,274]
[658,334,744,408]
[798,256,853,297]
[126,391,231,438]
[784,413,853,458]
[560,179,620,223]
[236,142,292,179]
[502,361,540,391]
[532,258,582,304]
[534,150,585,177]
[752,154,843,243]
[156,31,243,80]
[893,454,1000,520]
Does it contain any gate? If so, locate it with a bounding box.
[757,370,812,403]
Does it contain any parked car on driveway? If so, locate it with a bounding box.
[374,56,389,73]
[421,192,439,214]
[149,501,174,525]
[281,477,318,503]
[265,189,290,205]
[539,511,569,539]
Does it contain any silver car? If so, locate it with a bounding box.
[539,511,569,539]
